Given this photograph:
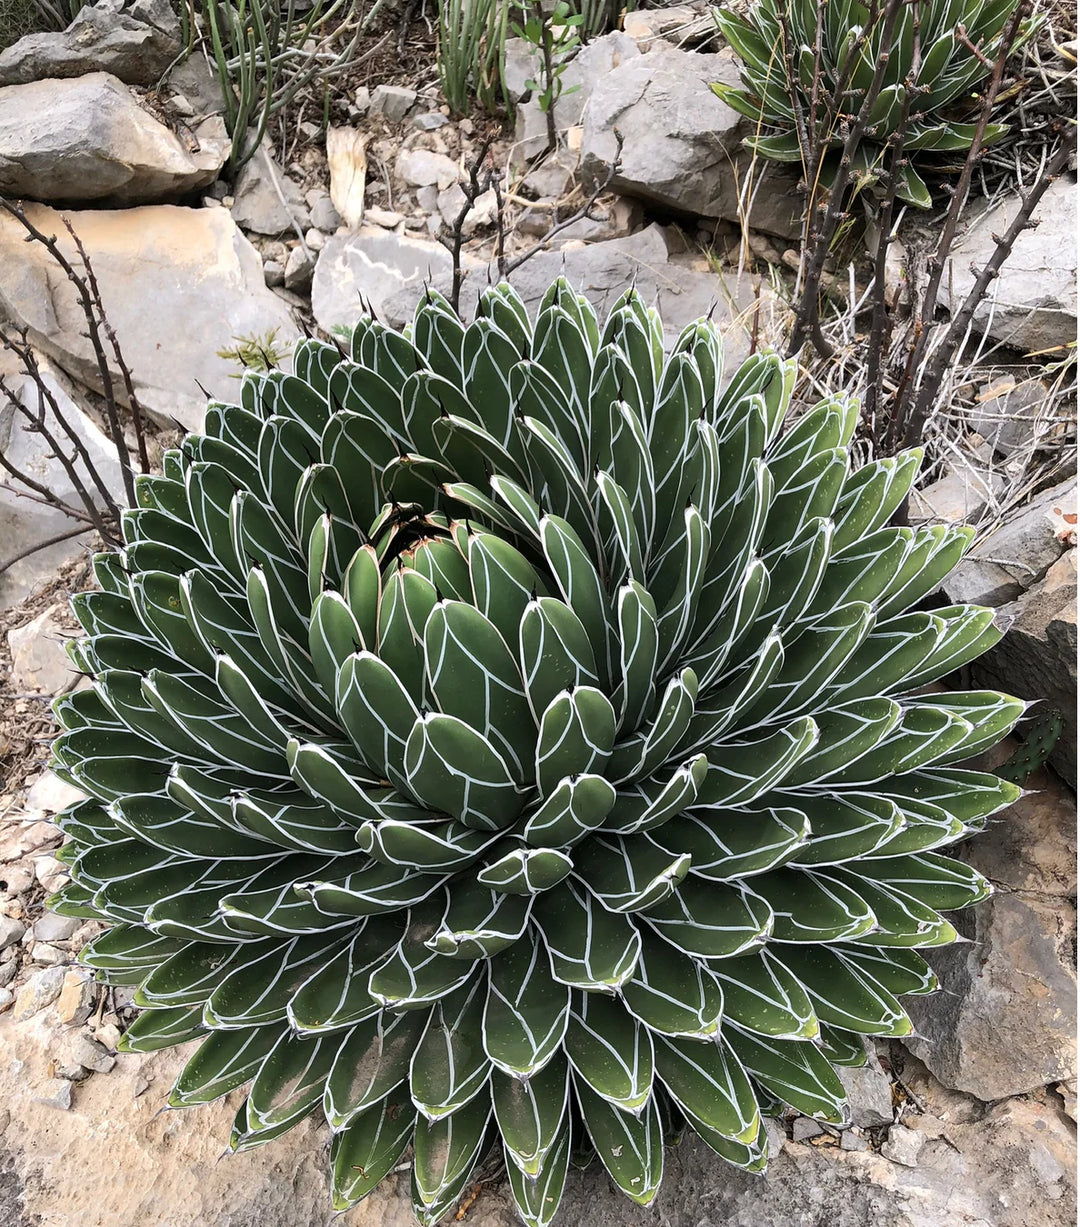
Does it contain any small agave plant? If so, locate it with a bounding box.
[50,280,1022,1224]
[711,0,1033,207]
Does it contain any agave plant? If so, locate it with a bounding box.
[711,0,1032,207]
[50,280,1022,1225]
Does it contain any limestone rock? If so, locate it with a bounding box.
[837,1040,895,1128]
[906,891,1076,1101]
[908,454,1005,525]
[7,603,74,694]
[0,203,300,434]
[396,148,459,190]
[511,31,641,163]
[0,357,125,610]
[230,145,310,235]
[971,376,1058,457]
[370,83,417,122]
[0,917,24,951]
[970,548,1077,784]
[12,966,65,1021]
[579,46,803,238]
[55,970,96,1026]
[313,225,766,370]
[939,175,1077,354]
[0,73,229,204]
[0,2,182,87]
[24,770,85,814]
[283,244,316,293]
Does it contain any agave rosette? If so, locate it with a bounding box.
[50,280,1022,1224]
[711,0,1033,207]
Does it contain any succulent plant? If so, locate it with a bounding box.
[711,0,1031,208]
[50,281,1023,1224]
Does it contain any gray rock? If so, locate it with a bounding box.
[396,148,459,190]
[512,30,640,163]
[283,244,316,293]
[12,965,66,1020]
[24,771,85,814]
[370,84,417,122]
[230,144,310,235]
[0,1,182,87]
[840,1129,868,1151]
[837,1040,895,1128]
[881,1124,924,1167]
[412,112,448,131]
[972,377,1056,457]
[791,1116,824,1142]
[307,191,341,232]
[69,1034,116,1073]
[32,913,80,945]
[163,49,227,118]
[262,259,285,288]
[908,456,1005,525]
[947,476,1076,595]
[906,867,1076,1101]
[0,358,126,610]
[313,225,765,371]
[7,603,74,694]
[0,202,299,435]
[31,942,68,966]
[364,207,405,229]
[579,46,803,238]
[969,547,1077,785]
[33,1078,73,1110]
[939,175,1077,354]
[0,73,229,204]
[622,4,714,49]
[0,917,24,951]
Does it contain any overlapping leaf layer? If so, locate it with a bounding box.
[711,0,1030,207]
[49,281,1021,1224]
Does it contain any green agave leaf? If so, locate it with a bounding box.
[522,773,617,848]
[575,1079,663,1206]
[505,1124,571,1227]
[572,833,690,913]
[426,880,532,959]
[477,845,574,895]
[330,1088,417,1210]
[483,931,570,1077]
[773,946,913,1036]
[203,933,348,1028]
[643,877,773,960]
[170,1023,285,1106]
[534,879,641,991]
[248,1028,339,1131]
[288,915,406,1032]
[118,1004,205,1052]
[492,1053,570,1176]
[409,976,492,1119]
[621,927,724,1039]
[653,1033,760,1145]
[368,896,476,1008]
[726,1028,847,1124]
[324,1010,430,1128]
[710,947,819,1040]
[411,1092,493,1223]
[565,992,654,1112]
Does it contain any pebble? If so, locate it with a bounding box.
[34,1079,73,1110]
[308,194,341,232]
[0,987,12,1011]
[55,1060,91,1082]
[792,1117,825,1142]
[13,966,66,1021]
[412,112,448,131]
[283,245,316,292]
[33,913,80,945]
[396,148,459,190]
[0,961,16,989]
[24,772,85,814]
[371,83,417,122]
[365,207,405,229]
[841,1130,868,1152]
[70,1035,116,1074]
[31,943,68,967]
[881,1124,923,1167]
[263,260,285,288]
[303,227,326,252]
[0,917,24,951]
[56,970,96,1026]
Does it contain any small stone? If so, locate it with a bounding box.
[0,962,16,989]
[25,770,85,816]
[71,1034,116,1073]
[792,1117,825,1142]
[31,942,68,967]
[840,1129,868,1151]
[33,912,79,945]
[303,227,326,252]
[33,856,66,885]
[396,149,459,191]
[365,207,405,229]
[283,244,317,292]
[56,969,96,1026]
[415,185,439,213]
[881,1123,923,1167]
[308,192,341,232]
[94,1020,123,1050]
[12,965,65,1020]
[838,1041,895,1128]
[412,112,448,131]
[3,867,32,896]
[1056,1080,1076,1122]
[6,604,74,694]
[33,1079,72,1110]
[55,1061,91,1082]
[0,987,12,1011]
[0,916,24,951]
[763,1117,785,1160]
[909,457,1005,525]
[133,1075,150,1098]
[371,84,417,122]
[263,259,285,288]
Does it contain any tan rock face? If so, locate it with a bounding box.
[0,203,300,433]
[0,73,228,205]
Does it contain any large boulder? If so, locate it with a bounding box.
[579,46,803,238]
[0,0,182,88]
[313,224,769,365]
[0,72,228,205]
[939,175,1077,355]
[0,203,299,433]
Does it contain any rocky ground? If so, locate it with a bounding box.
[0,0,1076,1223]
